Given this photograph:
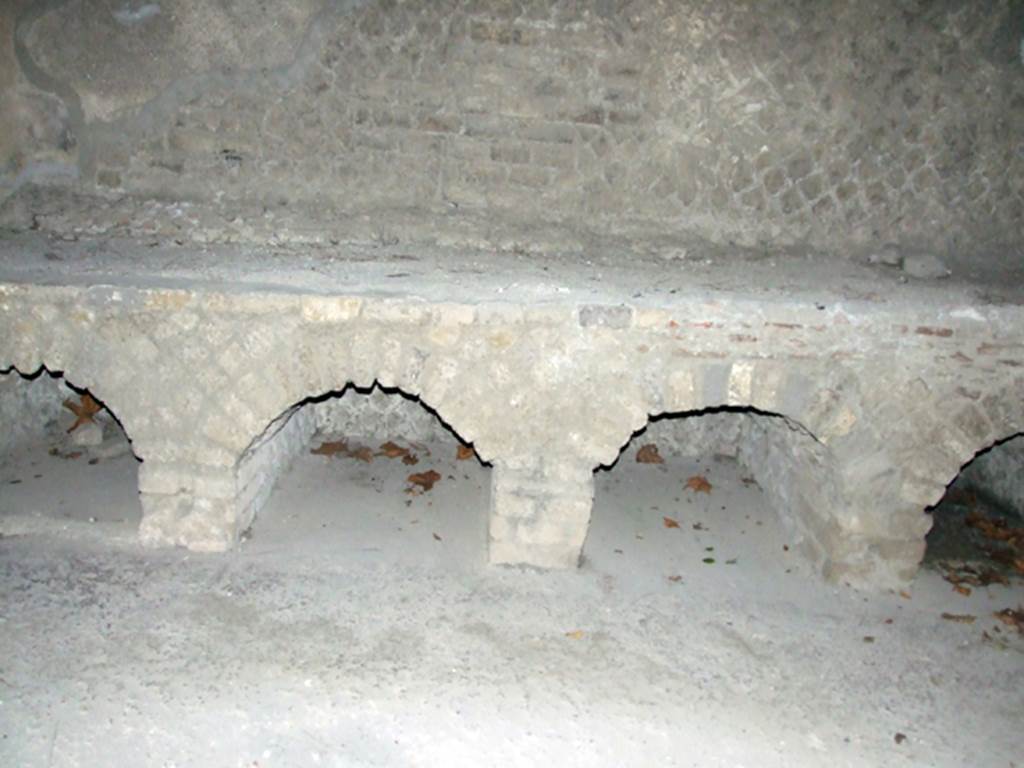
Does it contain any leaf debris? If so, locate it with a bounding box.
[311,439,374,462]
[407,469,442,493]
[636,444,664,464]
[63,393,102,433]
[940,612,976,624]
[994,607,1024,633]
[685,475,713,494]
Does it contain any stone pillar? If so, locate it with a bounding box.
[136,404,317,551]
[488,461,594,569]
[137,461,247,552]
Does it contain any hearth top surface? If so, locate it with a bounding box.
[0,187,1020,314]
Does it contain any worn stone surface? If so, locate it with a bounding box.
[0,0,1021,259]
[0,369,68,454]
[2,232,1021,590]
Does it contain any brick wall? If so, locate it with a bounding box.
[2,0,1022,257]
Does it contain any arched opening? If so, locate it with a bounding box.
[239,382,491,569]
[0,366,141,540]
[583,406,836,590]
[924,433,1024,590]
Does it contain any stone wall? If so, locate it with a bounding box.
[1,0,1021,258]
[0,369,70,455]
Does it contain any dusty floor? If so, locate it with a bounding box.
[1,433,1022,768]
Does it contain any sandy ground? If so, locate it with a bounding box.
[1,434,1022,768]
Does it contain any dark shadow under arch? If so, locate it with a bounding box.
[922,431,1024,589]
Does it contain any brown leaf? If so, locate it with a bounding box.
[662,516,680,529]
[940,612,976,623]
[63,393,102,433]
[953,584,972,597]
[667,575,683,582]
[408,470,442,492]
[940,562,1009,588]
[994,607,1024,633]
[456,445,475,461]
[898,590,912,600]
[685,475,713,494]
[351,446,374,463]
[402,454,419,465]
[312,439,375,463]
[378,441,409,459]
[311,439,350,456]
[965,510,1024,549]
[636,444,664,464]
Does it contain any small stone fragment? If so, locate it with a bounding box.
[69,420,104,447]
[901,252,950,279]
[867,244,902,266]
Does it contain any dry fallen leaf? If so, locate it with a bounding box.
[456,445,475,461]
[312,439,375,463]
[636,444,664,464]
[952,584,972,597]
[899,590,912,600]
[432,532,442,542]
[994,607,1024,633]
[685,475,713,494]
[378,441,409,459]
[965,510,1024,548]
[564,630,585,640]
[662,516,680,529]
[350,446,374,463]
[940,612,976,624]
[408,470,442,492]
[894,733,907,745]
[312,439,349,456]
[667,575,683,582]
[940,562,1008,589]
[402,454,419,465]
[63,393,102,433]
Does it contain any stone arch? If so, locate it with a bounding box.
[0,360,146,545]
[599,358,864,578]
[895,374,1024,516]
[813,370,1024,588]
[138,311,488,554]
[1,361,141,454]
[510,355,886,583]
